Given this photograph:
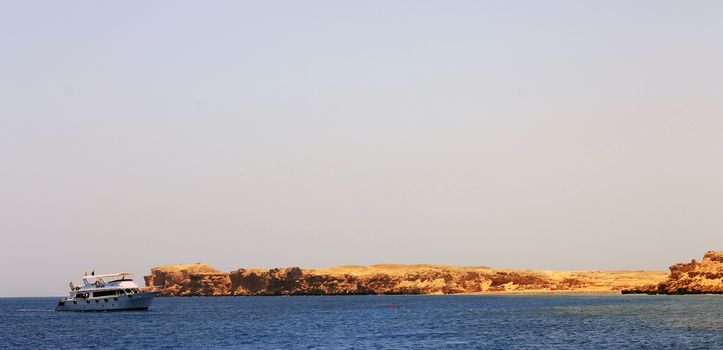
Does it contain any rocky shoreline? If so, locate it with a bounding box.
[144,263,666,296]
[143,251,722,296]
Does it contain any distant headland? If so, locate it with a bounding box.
[143,251,721,296]
[623,251,723,294]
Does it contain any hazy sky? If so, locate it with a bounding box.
[2,1,722,296]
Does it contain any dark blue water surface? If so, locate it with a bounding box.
[1,295,722,349]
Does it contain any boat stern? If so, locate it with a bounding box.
[54,298,68,311]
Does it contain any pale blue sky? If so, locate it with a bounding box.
[1,1,722,296]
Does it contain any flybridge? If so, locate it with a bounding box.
[81,272,133,286]
[82,272,131,279]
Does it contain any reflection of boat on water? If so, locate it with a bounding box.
[55,272,158,311]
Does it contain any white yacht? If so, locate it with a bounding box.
[55,272,158,311]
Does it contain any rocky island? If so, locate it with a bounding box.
[145,252,723,296]
[622,251,723,294]
[144,262,667,296]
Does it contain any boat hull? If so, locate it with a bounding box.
[55,291,158,311]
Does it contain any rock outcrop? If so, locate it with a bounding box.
[145,263,666,296]
[142,264,223,296]
[622,251,723,294]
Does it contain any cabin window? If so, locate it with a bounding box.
[93,290,122,298]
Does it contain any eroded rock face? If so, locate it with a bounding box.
[144,264,223,296]
[145,263,667,296]
[622,251,723,295]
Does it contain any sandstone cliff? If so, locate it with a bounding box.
[622,251,723,294]
[145,263,666,296]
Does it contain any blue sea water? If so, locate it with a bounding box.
[1,295,722,349]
